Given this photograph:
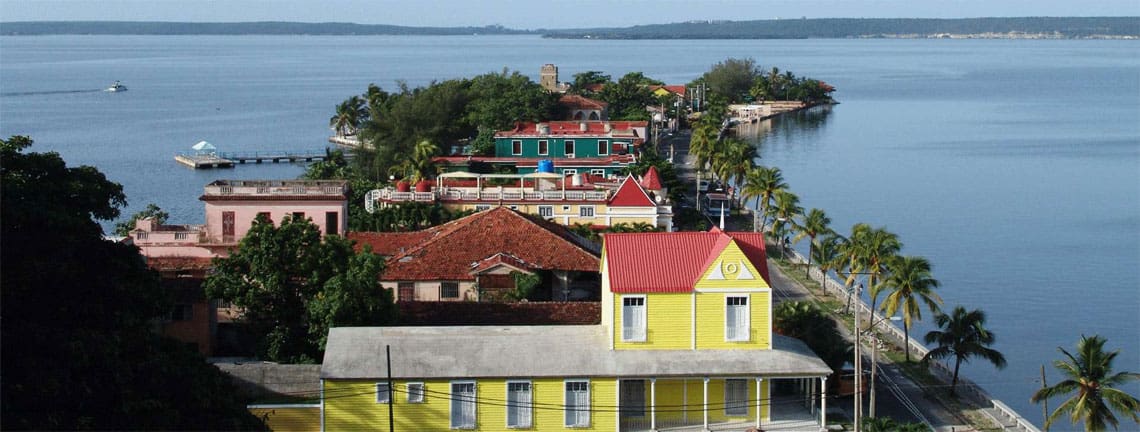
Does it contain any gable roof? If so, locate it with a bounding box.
[348,208,600,282]
[640,166,663,190]
[603,230,770,293]
[608,175,656,208]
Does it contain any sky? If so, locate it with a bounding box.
[2,0,1137,29]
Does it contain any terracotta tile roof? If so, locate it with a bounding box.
[348,231,434,257]
[558,94,608,110]
[469,252,534,275]
[145,256,215,272]
[608,175,656,208]
[603,230,770,293]
[584,83,605,92]
[349,208,600,282]
[640,166,663,190]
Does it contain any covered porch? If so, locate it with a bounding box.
[616,376,829,432]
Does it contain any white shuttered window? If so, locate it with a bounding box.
[725,295,750,341]
[564,380,590,427]
[451,382,476,429]
[621,296,646,342]
[506,381,532,428]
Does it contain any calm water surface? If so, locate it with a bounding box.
[2,35,1137,426]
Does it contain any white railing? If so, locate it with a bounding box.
[379,188,609,202]
[205,180,346,196]
[784,247,1042,432]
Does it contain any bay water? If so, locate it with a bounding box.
[2,35,1136,427]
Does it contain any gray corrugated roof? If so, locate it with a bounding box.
[321,325,832,380]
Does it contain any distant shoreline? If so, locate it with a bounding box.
[2,17,1137,39]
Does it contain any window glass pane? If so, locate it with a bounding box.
[451,382,476,428]
[407,383,424,403]
[726,296,749,341]
[725,379,748,415]
[376,383,390,403]
[622,297,645,341]
[507,382,531,427]
[565,381,589,427]
[441,282,459,299]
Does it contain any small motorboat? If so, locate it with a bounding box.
[105,81,127,92]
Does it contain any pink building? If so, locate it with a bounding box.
[132,179,348,258]
[130,179,348,356]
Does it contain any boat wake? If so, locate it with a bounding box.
[0,89,105,97]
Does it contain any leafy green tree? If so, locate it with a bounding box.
[1,136,264,430]
[464,69,560,131]
[774,301,852,376]
[507,271,542,301]
[205,215,393,363]
[922,306,1007,396]
[470,125,497,156]
[113,203,170,237]
[702,57,760,103]
[880,255,943,362]
[599,72,660,121]
[570,70,610,96]
[1032,335,1140,431]
[862,417,928,432]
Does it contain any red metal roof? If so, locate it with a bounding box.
[434,155,636,167]
[603,230,769,293]
[349,208,600,282]
[608,175,656,208]
[640,166,663,190]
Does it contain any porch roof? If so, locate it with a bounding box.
[321,325,831,380]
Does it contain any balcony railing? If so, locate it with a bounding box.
[377,188,610,203]
[204,180,347,196]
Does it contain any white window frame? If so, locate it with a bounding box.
[563,168,577,176]
[725,294,751,342]
[538,205,553,218]
[565,140,576,158]
[590,168,606,176]
[579,205,595,218]
[724,378,748,416]
[621,295,647,342]
[376,382,392,404]
[505,380,533,428]
[564,379,590,428]
[598,139,609,155]
[407,382,425,403]
[512,140,523,156]
[451,380,477,429]
[537,140,549,155]
[474,204,492,212]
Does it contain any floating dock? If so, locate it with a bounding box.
[175,150,330,169]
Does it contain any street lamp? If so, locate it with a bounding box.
[652,112,664,154]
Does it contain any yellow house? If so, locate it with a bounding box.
[318,229,832,431]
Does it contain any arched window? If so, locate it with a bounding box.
[588,111,599,121]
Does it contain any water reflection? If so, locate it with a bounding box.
[733,104,833,159]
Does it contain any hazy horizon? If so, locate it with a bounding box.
[2,0,1137,30]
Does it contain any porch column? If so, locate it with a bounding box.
[615,379,621,432]
[702,377,709,431]
[811,379,817,414]
[476,176,482,199]
[755,377,763,429]
[650,378,656,431]
[820,376,828,431]
[682,379,688,422]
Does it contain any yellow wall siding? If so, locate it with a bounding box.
[324,378,616,431]
[248,406,320,432]
[694,292,771,350]
[613,293,692,350]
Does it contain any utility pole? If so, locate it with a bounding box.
[1041,364,1049,432]
[387,345,395,432]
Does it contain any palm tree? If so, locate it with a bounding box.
[839,223,872,314]
[767,190,802,253]
[880,255,943,362]
[847,225,901,328]
[329,96,367,137]
[922,306,1007,396]
[811,234,843,294]
[741,166,787,231]
[388,139,440,183]
[793,208,832,276]
[1032,335,1140,431]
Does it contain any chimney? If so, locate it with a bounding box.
[571,173,581,186]
[579,122,587,132]
[603,122,612,133]
[538,123,550,134]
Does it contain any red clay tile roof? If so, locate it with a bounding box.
[348,231,435,257]
[608,175,656,208]
[145,256,215,272]
[603,230,770,293]
[350,208,600,282]
[469,252,534,275]
[434,155,636,167]
[640,166,663,190]
[584,83,606,92]
[558,94,608,110]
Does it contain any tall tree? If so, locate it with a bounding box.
[794,208,832,276]
[599,72,660,121]
[742,166,787,230]
[570,70,610,96]
[767,190,803,247]
[844,224,902,326]
[702,57,760,103]
[880,255,943,361]
[811,234,843,293]
[1,136,264,430]
[463,69,560,131]
[1032,335,1140,431]
[774,301,853,376]
[113,203,170,237]
[922,306,1007,396]
[204,215,393,363]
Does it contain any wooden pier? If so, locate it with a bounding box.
[175,150,330,169]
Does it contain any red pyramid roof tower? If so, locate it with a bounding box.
[640,166,664,191]
[608,175,656,207]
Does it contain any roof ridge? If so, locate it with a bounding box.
[384,209,488,262]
